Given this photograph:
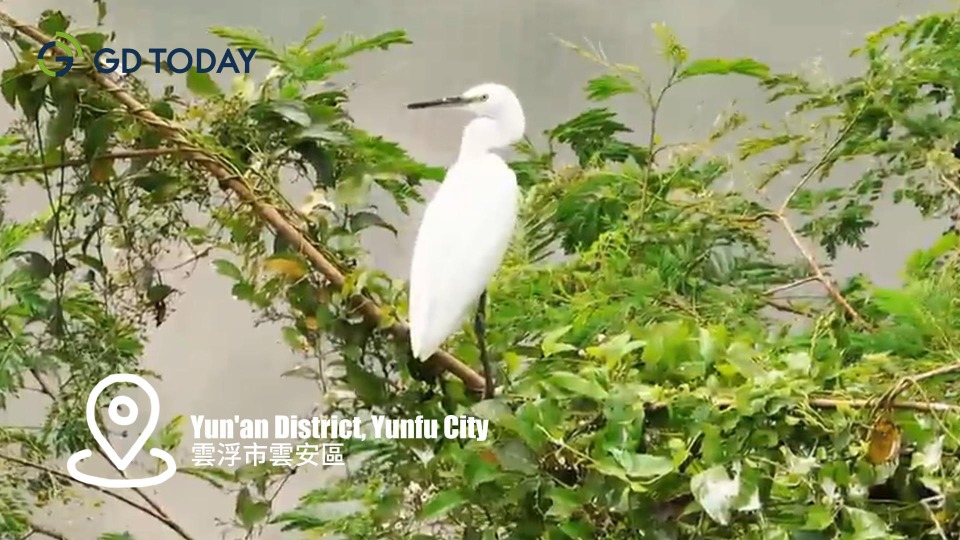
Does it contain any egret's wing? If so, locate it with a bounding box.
[408,157,518,359]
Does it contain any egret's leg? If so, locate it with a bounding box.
[474,290,494,399]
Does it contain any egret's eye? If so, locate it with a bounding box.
[479,94,489,102]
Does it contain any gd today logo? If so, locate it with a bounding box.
[37,31,82,77]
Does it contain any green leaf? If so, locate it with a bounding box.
[547,372,608,400]
[558,519,594,539]
[146,284,174,303]
[210,26,279,63]
[541,325,576,357]
[156,415,184,451]
[609,450,674,478]
[281,326,305,350]
[76,32,108,52]
[495,439,537,474]
[585,74,637,101]
[691,465,739,525]
[15,73,45,122]
[235,487,271,531]
[463,451,500,488]
[83,113,116,161]
[131,170,179,199]
[910,435,944,473]
[846,507,889,539]
[419,489,465,520]
[546,487,582,518]
[267,100,311,127]
[11,251,53,280]
[349,211,397,235]
[584,332,644,365]
[724,342,766,380]
[344,362,387,406]
[94,0,107,24]
[678,58,770,80]
[151,100,176,120]
[178,466,236,489]
[231,282,257,303]
[99,534,134,540]
[334,30,412,59]
[186,69,222,97]
[804,504,835,531]
[281,365,321,380]
[295,123,348,144]
[212,259,243,281]
[652,22,688,65]
[46,97,77,150]
[333,175,372,206]
[470,398,512,423]
[38,10,70,35]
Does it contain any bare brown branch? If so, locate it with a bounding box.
[708,396,959,413]
[764,276,819,296]
[776,214,867,326]
[773,107,869,327]
[0,11,486,392]
[24,523,70,540]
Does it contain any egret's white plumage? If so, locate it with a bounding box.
[407,83,526,361]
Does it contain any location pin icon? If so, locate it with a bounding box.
[84,373,160,471]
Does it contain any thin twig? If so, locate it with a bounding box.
[701,396,960,414]
[921,496,948,540]
[0,148,184,175]
[763,298,815,318]
[910,360,960,385]
[0,11,487,393]
[938,173,960,199]
[777,108,864,215]
[22,523,70,540]
[0,453,194,540]
[774,107,868,326]
[776,214,866,326]
[159,246,213,272]
[764,276,819,296]
[879,359,960,408]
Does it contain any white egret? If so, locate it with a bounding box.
[406,82,525,398]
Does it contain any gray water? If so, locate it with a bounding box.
[1,1,951,538]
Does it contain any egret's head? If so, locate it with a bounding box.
[408,82,525,144]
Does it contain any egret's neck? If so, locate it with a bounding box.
[458,112,525,161]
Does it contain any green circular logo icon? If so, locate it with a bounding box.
[37,31,84,77]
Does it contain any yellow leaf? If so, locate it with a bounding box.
[264,256,308,280]
[866,415,901,465]
[303,317,318,331]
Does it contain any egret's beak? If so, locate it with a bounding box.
[407,95,478,110]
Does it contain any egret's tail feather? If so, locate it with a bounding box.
[410,311,450,361]
[410,330,427,360]
[410,327,441,361]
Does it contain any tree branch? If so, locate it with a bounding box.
[694,396,960,413]
[0,11,487,393]
[776,214,867,326]
[773,107,869,327]
[0,453,194,540]
[0,148,184,175]
[879,359,960,408]
[23,523,70,540]
[764,276,819,296]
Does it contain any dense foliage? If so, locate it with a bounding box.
[1,4,960,539]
